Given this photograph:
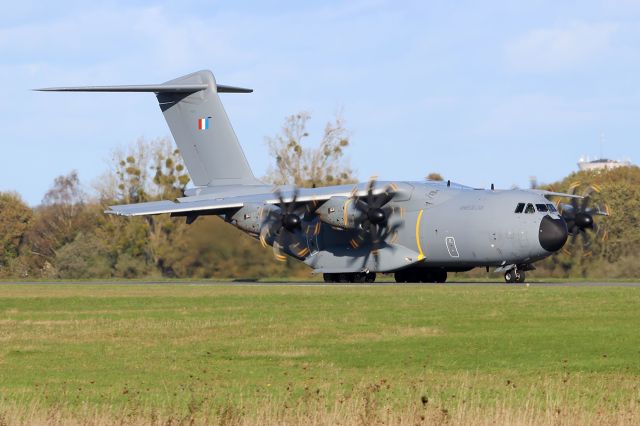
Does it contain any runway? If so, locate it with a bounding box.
[1,280,640,287]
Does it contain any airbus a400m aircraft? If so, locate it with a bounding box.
[39,70,608,283]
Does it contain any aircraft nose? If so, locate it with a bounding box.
[539,215,568,252]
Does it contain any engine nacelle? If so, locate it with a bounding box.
[229,203,279,234]
[317,196,362,229]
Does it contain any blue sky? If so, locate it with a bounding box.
[2,0,639,205]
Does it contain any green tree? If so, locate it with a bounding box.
[537,166,640,278]
[0,192,33,277]
[265,112,356,188]
[55,232,112,278]
[27,171,91,262]
[426,172,444,181]
[95,137,192,277]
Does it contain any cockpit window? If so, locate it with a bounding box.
[514,203,525,213]
[525,203,535,214]
[546,203,558,213]
[536,204,548,212]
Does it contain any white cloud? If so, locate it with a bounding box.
[505,21,618,72]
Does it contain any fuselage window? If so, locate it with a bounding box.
[515,203,525,213]
[546,203,558,213]
[536,204,548,212]
[525,203,535,214]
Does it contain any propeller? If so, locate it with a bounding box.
[348,222,402,271]
[348,178,403,268]
[259,187,320,261]
[558,183,609,253]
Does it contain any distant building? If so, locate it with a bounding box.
[577,157,633,172]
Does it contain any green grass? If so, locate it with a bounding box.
[0,283,638,424]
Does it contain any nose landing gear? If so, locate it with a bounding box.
[504,269,525,283]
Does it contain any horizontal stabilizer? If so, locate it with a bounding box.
[106,199,244,217]
[35,84,252,93]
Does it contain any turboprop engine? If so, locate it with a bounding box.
[228,203,275,234]
[317,197,361,229]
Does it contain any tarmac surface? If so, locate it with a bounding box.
[1,280,639,287]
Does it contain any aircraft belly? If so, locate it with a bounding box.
[304,244,422,273]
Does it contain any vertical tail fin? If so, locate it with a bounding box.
[156,70,260,186]
[36,70,262,187]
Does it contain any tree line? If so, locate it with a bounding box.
[1,112,639,279]
[0,113,354,280]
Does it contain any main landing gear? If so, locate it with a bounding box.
[504,269,525,283]
[394,268,447,283]
[323,272,376,283]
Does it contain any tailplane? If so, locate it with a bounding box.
[37,70,261,187]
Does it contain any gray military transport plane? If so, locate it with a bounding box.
[38,70,608,283]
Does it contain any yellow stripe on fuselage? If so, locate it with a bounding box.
[343,199,352,227]
[415,209,425,260]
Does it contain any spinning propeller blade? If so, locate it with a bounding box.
[558,183,609,253]
[259,186,320,261]
[346,178,404,269]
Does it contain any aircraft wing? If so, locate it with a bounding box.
[105,182,410,217]
[105,191,324,217]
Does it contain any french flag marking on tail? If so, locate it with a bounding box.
[197,116,211,130]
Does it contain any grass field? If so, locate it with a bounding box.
[0,283,639,425]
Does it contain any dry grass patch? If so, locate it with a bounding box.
[237,348,317,358]
[0,380,638,425]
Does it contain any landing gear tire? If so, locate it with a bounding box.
[323,273,336,283]
[352,273,366,283]
[504,269,526,284]
[504,270,515,283]
[504,270,516,283]
[395,269,418,283]
[324,272,376,283]
[395,268,447,283]
[433,269,448,283]
[419,270,433,283]
[394,270,409,283]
